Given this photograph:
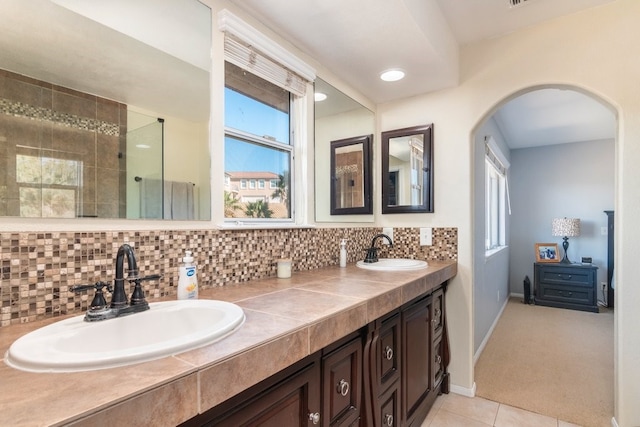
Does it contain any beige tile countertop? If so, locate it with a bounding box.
[0,261,456,427]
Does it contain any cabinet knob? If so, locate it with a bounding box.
[434,308,441,319]
[337,379,350,396]
[308,412,320,424]
[384,413,394,426]
[435,354,442,365]
[384,345,394,360]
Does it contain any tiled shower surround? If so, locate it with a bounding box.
[0,226,456,327]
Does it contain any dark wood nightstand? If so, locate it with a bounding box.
[534,262,599,313]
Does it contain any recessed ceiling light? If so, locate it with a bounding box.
[380,69,405,82]
[314,92,327,102]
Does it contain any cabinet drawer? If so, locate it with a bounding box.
[377,381,400,427]
[539,284,594,306]
[322,337,362,426]
[431,289,444,337]
[538,267,594,286]
[432,337,444,390]
[378,313,401,389]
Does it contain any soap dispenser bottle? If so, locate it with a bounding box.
[339,239,347,268]
[178,250,198,299]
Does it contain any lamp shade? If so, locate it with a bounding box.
[552,218,581,237]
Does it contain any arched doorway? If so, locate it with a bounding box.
[471,85,617,426]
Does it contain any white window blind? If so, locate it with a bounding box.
[218,9,315,98]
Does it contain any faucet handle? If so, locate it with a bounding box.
[71,281,111,311]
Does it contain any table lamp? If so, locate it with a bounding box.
[552,217,581,264]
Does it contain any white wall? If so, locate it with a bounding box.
[378,1,640,423]
[509,140,614,298]
[473,117,511,357]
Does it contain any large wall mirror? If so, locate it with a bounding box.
[381,124,434,214]
[330,134,373,215]
[0,0,211,220]
[314,78,375,222]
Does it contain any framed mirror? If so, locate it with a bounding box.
[381,124,434,214]
[314,78,375,222]
[330,134,373,215]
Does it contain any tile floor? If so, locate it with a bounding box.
[421,393,582,427]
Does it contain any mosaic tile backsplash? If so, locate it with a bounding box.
[0,227,457,327]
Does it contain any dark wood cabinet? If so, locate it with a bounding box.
[401,295,432,426]
[605,210,614,307]
[322,337,362,426]
[364,283,449,427]
[186,358,321,426]
[184,283,449,427]
[534,262,598,312]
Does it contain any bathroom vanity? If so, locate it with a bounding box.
[0,261,456,426]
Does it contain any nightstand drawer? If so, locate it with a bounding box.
[538,283,594,306]
[538,267,593,286]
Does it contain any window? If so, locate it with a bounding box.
[219,10,315,224]
[485,137,510,252]
[16,153,82,218]
[224,61,293,220]
[270,179,278,189]
[240,179,247,189]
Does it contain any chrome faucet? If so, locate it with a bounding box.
[363,233,393,263]
[71,244,161,322]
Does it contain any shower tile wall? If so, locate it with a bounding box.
[0,226,457,327]
[0,68,126,218]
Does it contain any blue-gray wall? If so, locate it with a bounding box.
[509,139,614,299]
[473,117,511,356]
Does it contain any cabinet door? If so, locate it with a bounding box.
[401,296,432,426]
[378,381,400,427]
[378,313,401,390]
[209,361,321,426]
[322,337,362,426]
[431,289,444,338]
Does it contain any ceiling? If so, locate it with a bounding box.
[0,0,617,149]
[231,0,617,149]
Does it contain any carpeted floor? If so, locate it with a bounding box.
[474,298,614,427]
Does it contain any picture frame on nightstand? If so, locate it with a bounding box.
[535,243,560,263]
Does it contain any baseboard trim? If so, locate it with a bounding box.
[473,296,510,365]
[450,382,476,398]
[611,416,618,427]
[510,292,524,299]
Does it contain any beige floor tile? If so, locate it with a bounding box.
[428,408,494,427]
[494,404,557,427]
[439,393,499,425]
[421,394,447,426]
[558,421,582,427]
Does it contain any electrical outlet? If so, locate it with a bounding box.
[419,227,432,246]
[382,227,393,244]
[497,290,500,302]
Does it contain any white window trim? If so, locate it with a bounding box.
[218,9,314,227]
[485,136,510,254]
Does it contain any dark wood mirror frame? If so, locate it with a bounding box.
[381,124,434,214]
[330,134,373,215]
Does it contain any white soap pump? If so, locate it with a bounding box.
[177,250,198,300]
[339,239,348,268]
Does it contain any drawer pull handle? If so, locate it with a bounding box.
[434,308,442,319]
[384,413,394,426]
[308,412,320,424]
[337,379,350,396]
[384,345,394,360]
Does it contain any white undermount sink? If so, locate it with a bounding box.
[356,258,428,271]
[4,299,245,373]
